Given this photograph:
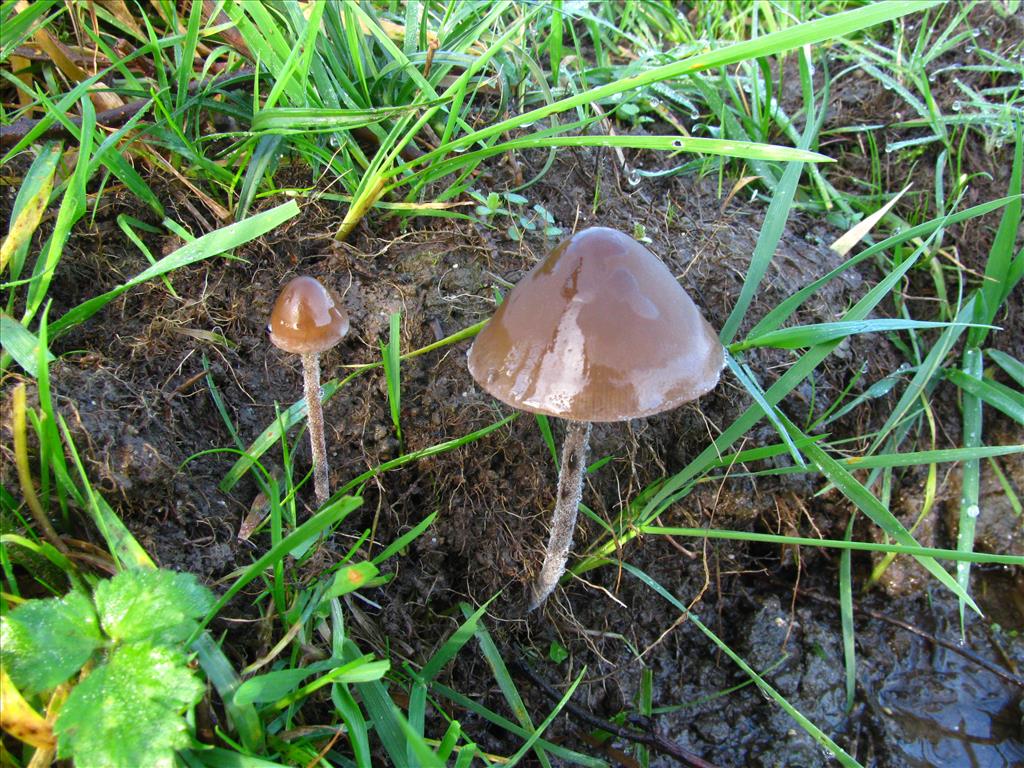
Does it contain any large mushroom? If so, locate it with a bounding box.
[468,227,724,610]
[269,276,350,506]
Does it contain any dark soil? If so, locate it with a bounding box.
[2,7,1022,767]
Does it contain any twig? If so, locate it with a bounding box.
[509,654,720,768]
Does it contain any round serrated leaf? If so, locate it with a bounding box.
[93,568,214,644]
[0,591,101,694]
[54,641,204,768]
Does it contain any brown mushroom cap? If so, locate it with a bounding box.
[269,276,350,355]
[468,227,724,422]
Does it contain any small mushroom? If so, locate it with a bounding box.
[269,276,350,506]
[468,227,725,610]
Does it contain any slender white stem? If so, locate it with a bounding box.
[301,351,329,506]
[529,420,592,611]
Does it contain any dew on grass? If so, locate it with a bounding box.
[966,504,980,519]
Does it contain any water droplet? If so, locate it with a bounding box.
[966,504,980,519]
[951,101,962,111]
[627,169,642,186]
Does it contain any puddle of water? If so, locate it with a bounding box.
[864,581,1024,768]
[870,665,1023,767]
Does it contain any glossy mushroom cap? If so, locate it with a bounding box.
[468,227,724,422]
[269,276,350,355]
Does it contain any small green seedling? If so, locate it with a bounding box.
[472,191,563,241]
[0,568,214,768]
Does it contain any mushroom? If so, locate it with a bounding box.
[468,227,724,610]
[269,275,350,506]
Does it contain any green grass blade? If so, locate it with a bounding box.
[1,1,58,56]
[419,600,492,683]
[726,353,806,466]
[191,632,264,752]
[988,350,1024,388]
[399,2,939,174]
[721,47,823,343]
[717,444,1024,476]
[331,415,516,501]
[396,135,830,193]
[429,682,606,767]
[236,134,283,221]
[0,313,54,376]
[839,516,856,712]
[460,603,553,768]
[2,141,61,286]
[622,562,861,768]
[372,511,438,565]
[866,296,977,455]
[48,200,300,338]
[781,414,980,613]
[383,311,403,448]
[946,369,1024,425]
[57,415,155,570]
[394,711,445,768]
[733,320,987,352]
[535,414,558,467]
[969,128,1022,346]
[504,670,585,768]
[183,747,289,768]
[748,195,1021,338]
[351,670,415,767]
[956,347,984,631]
[23,99,92,325]
[193,496,362,636]
[638,526,1024,565]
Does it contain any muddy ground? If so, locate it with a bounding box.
[3,6,1023,768]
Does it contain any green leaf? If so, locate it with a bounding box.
[0,591,101,694]
[946,369,1024,425]
[548,641,569,664]
[732,320,984,352]
[988,349,1024,389]
[0,313,55,377]
[323,561,380,601]
[234,659,340,706]
[94,569,214,644]
[55,641,204,768]
[191,633,264,752]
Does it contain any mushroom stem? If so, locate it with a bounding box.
[301,351,330,505]
[529,419,592,611]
